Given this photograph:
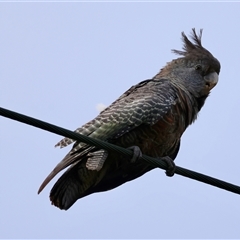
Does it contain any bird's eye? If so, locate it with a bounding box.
[195,64,202,71]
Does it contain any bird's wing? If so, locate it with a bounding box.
[38,79,177,193]
[57,79,177,148]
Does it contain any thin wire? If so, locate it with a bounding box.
[1,106,240,195]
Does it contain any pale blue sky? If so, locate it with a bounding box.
[1,2,240,238]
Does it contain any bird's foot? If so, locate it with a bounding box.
[161,156,175,177]
[127,146,143,163]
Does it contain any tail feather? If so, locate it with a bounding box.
[49,160,100,210]
[38,146,94,194]
[50,167,80,210]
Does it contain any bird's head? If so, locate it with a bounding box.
[155,28,221,101]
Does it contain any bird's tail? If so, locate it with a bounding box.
[49,159,102,210]
[49,150,158,210]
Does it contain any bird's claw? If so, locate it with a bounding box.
[127,146,143,163]
[162,156,175,177]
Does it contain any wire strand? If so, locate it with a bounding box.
[1,106,240,195]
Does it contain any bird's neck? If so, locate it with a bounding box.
[175,85,201,126]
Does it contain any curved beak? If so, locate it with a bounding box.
[204,72,219,90]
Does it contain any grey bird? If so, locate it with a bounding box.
[38,28,220,210]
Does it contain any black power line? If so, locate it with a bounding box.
[1,106,240,195]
